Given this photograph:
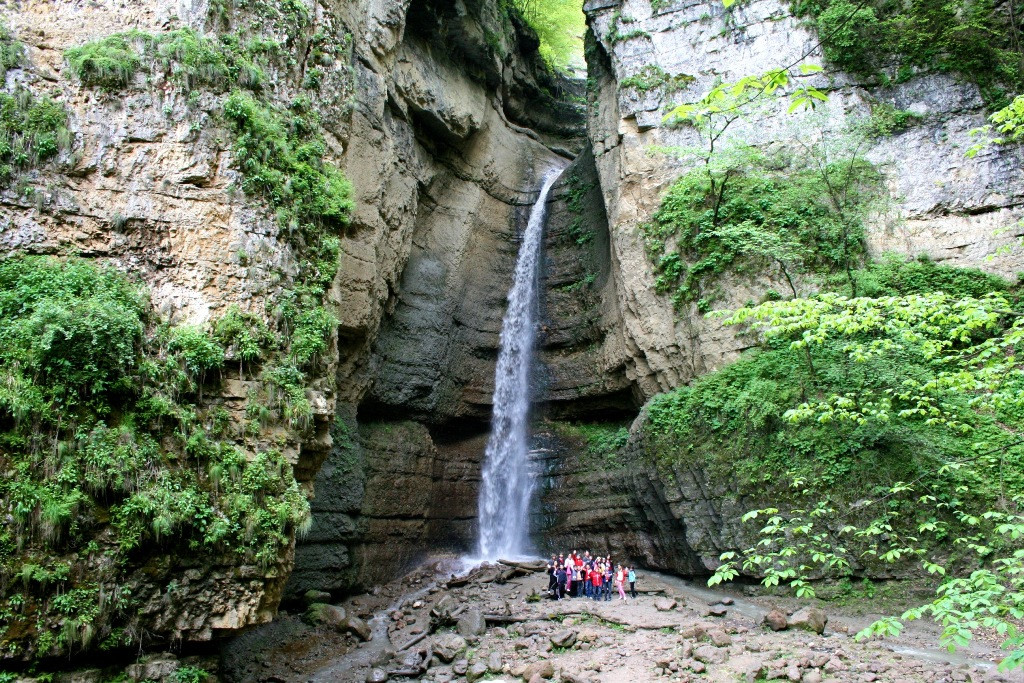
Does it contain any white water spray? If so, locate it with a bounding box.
[477,170,561,560]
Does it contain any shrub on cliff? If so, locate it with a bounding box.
[0,256,310,661]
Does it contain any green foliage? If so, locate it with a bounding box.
[213,305,272,370]
[509,0,586,72]
[643,147,876,305]
[0,21,24,79]
[0,256,310,659]
[969,94,1024,156]
[172,666,210,683]
[620,65,695,93]
[0,256,145,413]
[555,421,630,469]
[65,33,143,88]
[684,265,1024,668]
[792,0,1023,105]
[605,11,651,45]
[151,28,270,91]
[0,87,71,186]
[223,92,352,234]
[865,102,923,137]
[835,253,1012,299]
[168,326,225,381]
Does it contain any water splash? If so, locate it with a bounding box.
[477,169,561,560]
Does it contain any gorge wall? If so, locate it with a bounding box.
[1,0,1021,667]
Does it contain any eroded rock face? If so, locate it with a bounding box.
[0,0,580,656]
[581,0,1024,396]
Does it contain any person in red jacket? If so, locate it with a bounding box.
[590,566,602,601]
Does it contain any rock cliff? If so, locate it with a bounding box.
[1,0,1021,667]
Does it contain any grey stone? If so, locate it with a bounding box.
[763,609,788,631]
[366,668,389,683]
[654,598,678,611]
[789,607,828,635]
[694,645,727,665]
[466,661,489,682]
[432,633,467,663]
[550,629,578,648]
[456,608,486,637]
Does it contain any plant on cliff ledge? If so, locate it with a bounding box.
[791,0,1023,106]
[0,256,310,659]
[0,87,71,186]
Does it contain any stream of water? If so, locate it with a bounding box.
[476,169,561,560]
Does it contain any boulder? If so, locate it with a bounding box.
[708,629,732,647]
[303,589,332,606]
[694,644,727,665]
[432,633,467,663]
[366,668,389,683]
[304,603,347,629]
[344,614,373,641]
[488,650,503,673]
[763,609,788,631]
[466,661,489,682]
[457,608,487,636]
[654,598,678,612]
[550,629,577,648]
[523,659,556,680]
[453,658,469,675]
[789,607,828,635]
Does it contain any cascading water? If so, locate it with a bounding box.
[476,169,562,560]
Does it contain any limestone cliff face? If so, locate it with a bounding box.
[0,0,578,656]
[582,0,1024,395]
[536,0,1024,578]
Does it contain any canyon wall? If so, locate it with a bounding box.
[2,0,1022,664]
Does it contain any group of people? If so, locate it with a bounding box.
[545,551,636,601]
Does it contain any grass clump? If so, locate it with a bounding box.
[64,33,142,88]
[0,88,70,186]
[865,102,924,137]
[620,65,695,94]
[0,21,24,79]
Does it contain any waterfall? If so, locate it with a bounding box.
[476,169,561,560]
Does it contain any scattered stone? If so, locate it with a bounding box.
[694,644,727,665]
[457,608,487,637]
[690,660,706,673]
[125,653,179,681]
[802,670,823,683]
[655,597,678,612]
[366,668,389,683]
[466,661,488,682]
[432,633,467,663]
[708,629,733,647]
[344,615,373,641]
[721,597,735,605]
[550,629,577,649]
[452,658,469,675]
[522,659,555,680]
[708,605,728,617]
[487,650,502,673]
[789,607,828,635]
[787,665,802,681]
[763,609,789,631]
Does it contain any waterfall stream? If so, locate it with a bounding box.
[476,169,561,560]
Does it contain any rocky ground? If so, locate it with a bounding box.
[217,557,1017,683]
